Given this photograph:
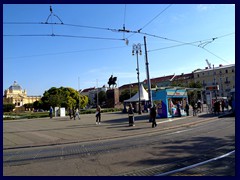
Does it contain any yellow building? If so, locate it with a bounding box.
[3,81,41,108]
[193,64,235,98]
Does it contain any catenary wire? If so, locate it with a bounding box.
[4,34,125,41]
[4,46,128,60]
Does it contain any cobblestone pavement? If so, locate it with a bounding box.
[3,111,235,176]
[3,111,220,149]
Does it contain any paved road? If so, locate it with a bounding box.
[3,111,235,176]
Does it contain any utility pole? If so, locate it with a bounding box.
[144,36,152,107]
[78,77,80,110]
[144,36,153,122]
[96,79,99,106]
[132,43,142,114]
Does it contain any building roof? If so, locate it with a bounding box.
[82,87,95,93]
[8,81,22,91]
[143,75,175,85]
[194,64,235,73]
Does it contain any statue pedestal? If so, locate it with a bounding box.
[106,88,119,108]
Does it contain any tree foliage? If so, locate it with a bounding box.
[41,87,88,109]
[188,81,202,88]
[119,89,137,102]
[94,91,107,105]
[3,103,15,112]
[23,103,34,110]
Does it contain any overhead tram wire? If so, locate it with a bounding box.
[4,21,127,33]
[122,4,127,40]
[137,4,173,32]
[126,4,173,40]
[4,34,125,41]
[4,45,128,60]
[147,32,234,64]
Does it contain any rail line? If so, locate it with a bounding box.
[4,115,223,150]
[4,117,234,169]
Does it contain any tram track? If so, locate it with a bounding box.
[116,147,235,176]
[3,115,222,150]
[3,116,234,170]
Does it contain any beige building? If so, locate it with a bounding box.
[193,64,235,98]
[3,81,41,107]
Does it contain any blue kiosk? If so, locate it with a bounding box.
[152,88,188,118]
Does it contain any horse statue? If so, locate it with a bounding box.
[108,75,117,88]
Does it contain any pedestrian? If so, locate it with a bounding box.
[49,106,53,119]
[96,105,101,124]
[72,108,76,120]
[150,104,157,128]
[221,100,225,113]
[185,102,189,116]
[216,101,220,115]
[193,103,197,116]
[177,101,182,117]
[128,103,135,126]
[213,101,217,115]
[197,100,202,113]
[75,108,80,120]
[225,100,229,111]
[69,108,73,119]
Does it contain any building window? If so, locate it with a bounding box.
[197,74,199,78]
[232,69,234,72]
[226,69,228,73]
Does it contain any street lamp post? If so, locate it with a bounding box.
[132,43,142,114]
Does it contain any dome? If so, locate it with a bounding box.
[9,81,22,91]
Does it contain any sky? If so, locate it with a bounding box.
[3,4,235,96]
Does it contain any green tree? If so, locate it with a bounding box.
[119,89,137,102]
[33,100,43,110]
[188,81,202,88]
[23,103,34,110]
[188,90,199,108]
[41,87,88,109]
[3,103,15,112]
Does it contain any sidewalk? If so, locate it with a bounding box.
[3,111,218,150]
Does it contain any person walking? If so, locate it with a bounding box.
[221,100,225,113]
[150,104,157,128]
[96,105,101,124]
[193,103,197,116]
[177,101,182,117]
[197,100,202,113]
[49,106,53,119]
[72,108,76,120]
[69,108,73,119]
[128,103,135,126]
[185,102,189,116]
[75,108,80,120]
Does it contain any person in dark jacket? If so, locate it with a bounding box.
[128,104,135,126]
[96,105,101,124]
[150,104,157,128]
[49,106,53,119]
[185,102,189,116]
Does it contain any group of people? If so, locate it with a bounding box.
[68,108,81,120]
[49,105,102,124]
[213,99,228,115]
[128,103,157,128]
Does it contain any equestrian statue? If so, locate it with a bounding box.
[108,75,117,88]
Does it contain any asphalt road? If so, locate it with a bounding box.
[3,112,235,176]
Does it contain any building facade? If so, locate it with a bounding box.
[3,81,41,107]
[193,64,235,98]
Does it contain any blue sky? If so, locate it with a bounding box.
[3,4,235,96]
